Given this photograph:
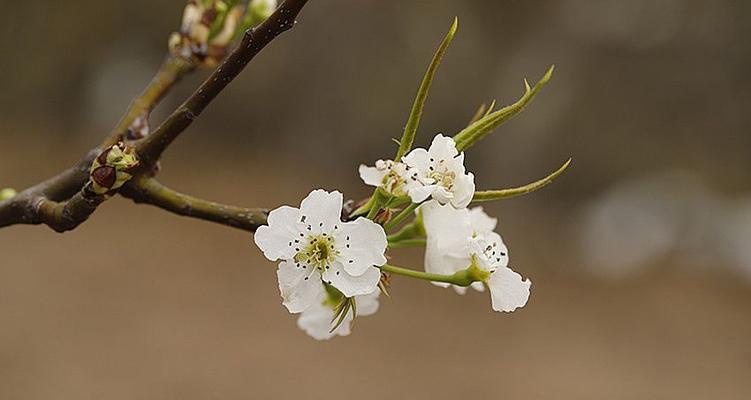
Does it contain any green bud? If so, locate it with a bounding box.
[0,188,17,201]
[90,142,140,195]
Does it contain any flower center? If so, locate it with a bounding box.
[295,233,338,272]
[428,168,456,190]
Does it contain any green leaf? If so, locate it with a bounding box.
[472,158,571,202]
[453,65,554,151]
[394,17,458,161]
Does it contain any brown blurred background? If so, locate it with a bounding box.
[1,0,750,399]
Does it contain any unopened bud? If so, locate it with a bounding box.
[373,207,393,225]
[89,142,140,195]
[0,188,17,201]
[170,0,254,67]
[248,0,277,23]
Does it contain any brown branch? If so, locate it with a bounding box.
[121,176,267,232]
[137,0,309,165]
[0,0,310,233]
[0,184,105,232]
[101,55,195,148]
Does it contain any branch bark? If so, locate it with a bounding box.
[121,177,267,232]
[102,55,195,148]
[0,0,310,233]
[137,0,309,165]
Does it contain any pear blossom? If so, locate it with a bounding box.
[297,288,380,340]
[358,159,418,197]
[254,190,387,313]
[421,201,531,312]
[359,134,475,208]
[401,134,475,208]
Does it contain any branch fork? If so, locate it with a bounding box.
[0,0,309,233]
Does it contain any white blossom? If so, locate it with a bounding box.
[254,190,387,313]
[358,159,419,197]
[421,201,531,312]
[358,134,475,209]
[297,288,380,340]
[401,134,475,208]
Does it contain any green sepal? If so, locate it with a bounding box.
[453,65,554,152]
[394,17,458,161]
[472,158,571,202]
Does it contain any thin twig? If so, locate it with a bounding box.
[0,0,311,233]
[121,177,267,232]
[137,0,310,165]
[102,55,196,148]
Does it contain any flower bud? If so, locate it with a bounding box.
[247,0,277,25]
[0,188,17,201]
[169,0,271,67]
[89,142,140,195]
[373,207,393,225]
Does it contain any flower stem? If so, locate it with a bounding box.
[379,263,478,286]
[387,238,426,249]
[384,202,420,231]
[387,221,422,242]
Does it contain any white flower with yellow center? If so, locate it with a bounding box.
[358,159,419,197]
[297,288,380,341]
[359,134,475,208]
[254,190,387,313]
[402,134,475,209]
[422,201,531,312]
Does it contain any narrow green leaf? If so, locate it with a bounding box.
[472,158,571,202]
[453,65,554,152]
[467,103,488,126]
[483,99,497,117]
[394,17,458,161]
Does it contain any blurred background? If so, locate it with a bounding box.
[1,0,750,398]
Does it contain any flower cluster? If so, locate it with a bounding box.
[169,0,277,67]
[252,18,565,340]
[360,134,475,208]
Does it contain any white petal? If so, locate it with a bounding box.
[425,238,470,278]
[431,185,454,205]
[323,263,381,298]
[254,206,301,261]
[402,147,431,171]
[427,134,459,160]
[299,189,343,229]
[335,217,387,276]
[296,301,342,340]
[488,266,531,312]
[358,164,386,187]
[468,206,497,233]
[354,290,380,316]
[421,202,473,247]
[277,261,325,314]
[450,171,475,209]
[408,184,436,203]
[470,281,486,292]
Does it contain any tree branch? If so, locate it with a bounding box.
[0,0,310,233]
[102,55,196,147]
[137,0,310,165]
[121,177,267,232]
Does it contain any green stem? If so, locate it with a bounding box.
[387,221,421,242]
[384,202,420,231]
[379,263,478,286]
[387,238,426,249]
[351,194,376,218]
